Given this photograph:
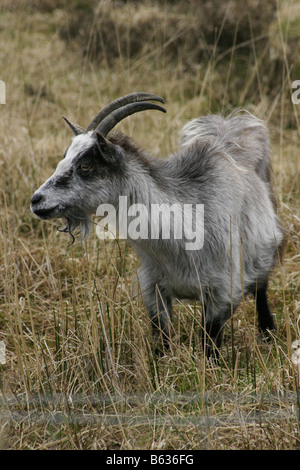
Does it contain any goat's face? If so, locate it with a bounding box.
[30,92,165,238]
[30,132,125,237]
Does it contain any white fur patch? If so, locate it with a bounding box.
[54,132,95,176]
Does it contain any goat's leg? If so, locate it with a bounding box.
[201,303,232,361]
[254,282,275,334]
[142,282,173,351]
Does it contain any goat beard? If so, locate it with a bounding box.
[57,214,93,245]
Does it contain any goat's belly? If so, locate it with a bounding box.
[171,280,202,301]
[163,260,204,301]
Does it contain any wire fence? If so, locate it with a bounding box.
[1,391,299,426]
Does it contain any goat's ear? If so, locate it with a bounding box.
[95,132,123,164]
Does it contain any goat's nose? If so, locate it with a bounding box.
[31,192,44,205]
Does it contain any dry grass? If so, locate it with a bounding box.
[0,0,299,450]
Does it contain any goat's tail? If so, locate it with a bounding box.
[180,109,271,183]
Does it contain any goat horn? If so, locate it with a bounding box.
[86,92,165,132]
[62,116,85,135]
[94,101,166,137]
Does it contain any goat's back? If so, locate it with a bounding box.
[180,110,271,183]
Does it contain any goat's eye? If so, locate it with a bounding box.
[79,164,92,171]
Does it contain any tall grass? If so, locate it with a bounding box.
[0,0,299,449]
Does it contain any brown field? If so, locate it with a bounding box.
[0,0,299,449]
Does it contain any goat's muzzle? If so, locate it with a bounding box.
[30,192,60,219]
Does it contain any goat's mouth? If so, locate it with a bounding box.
[30,205,61,220]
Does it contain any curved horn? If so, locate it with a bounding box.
[86,92,165,132]
[94,101,166,137]
[62,116,85,135]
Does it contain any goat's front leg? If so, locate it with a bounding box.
[201,302,233,361]
[138,266,173,350]
[145,283,173,351]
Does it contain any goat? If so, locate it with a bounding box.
[31,92,284,359]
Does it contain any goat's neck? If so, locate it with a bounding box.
[124,156,172,208]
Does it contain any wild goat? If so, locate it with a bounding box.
[31,92,284,359]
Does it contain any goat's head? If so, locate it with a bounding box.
[30,92,165,240]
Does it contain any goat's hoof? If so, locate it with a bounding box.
[260,327,276,342]
[155,344,170,356]
[152,337,170,356]
[203,346,220,365]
